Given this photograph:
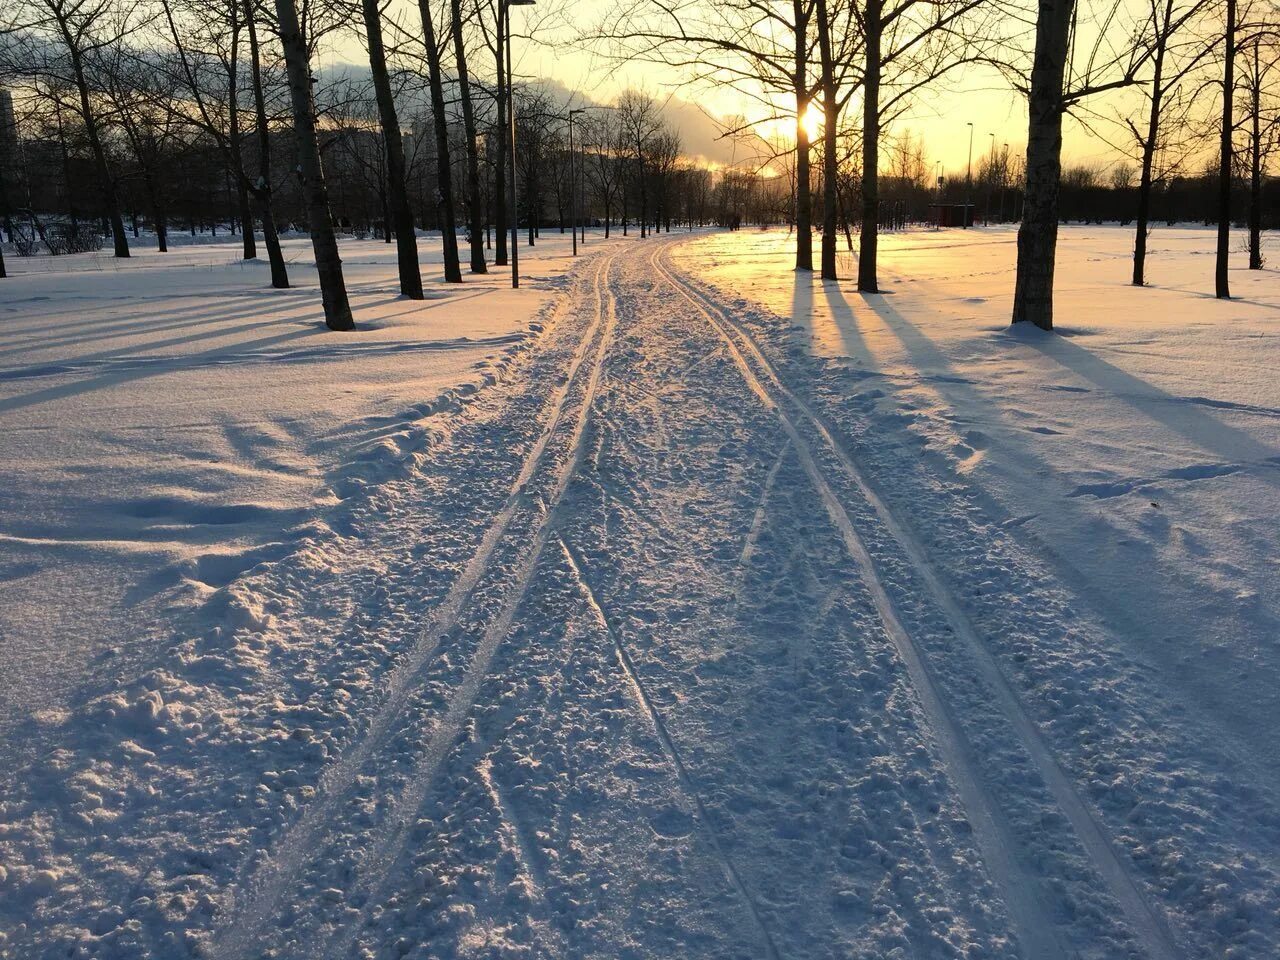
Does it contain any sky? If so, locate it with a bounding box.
[326,0,1162,174]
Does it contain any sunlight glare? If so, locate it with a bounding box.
[799,105,823,142]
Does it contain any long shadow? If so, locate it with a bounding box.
[0,292,306,356]
[855,287,1280,783]
[0,305,323,381]
[0,295,320,366]
[0,325,320,414]
[1143,282,1280,314]
[1013,326,1280,472]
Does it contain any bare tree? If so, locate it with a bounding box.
[25,0,138,257]
[159,0,291,284]
[100,47,185,252]
[1236,0,1279,271]
[1012,0,1155,329]
[357,0,424,297]
[598,0,818,267]
[415,0,462,281]
[616,89,661,238]
[449,0,487,272]
[1216,0,1236,297]
[1126,0,1214,285]
[855,0,992,291]
[243,0,288,287]
[582,110,623,236]
[275,0,354,328]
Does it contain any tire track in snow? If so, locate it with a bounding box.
[653,242,1183,960]
[209,252,618,960]
[558,537,784,960]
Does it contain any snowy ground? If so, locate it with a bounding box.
[0,233,597,767]
[0,225,1277,960]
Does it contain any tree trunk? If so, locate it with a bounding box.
[450,0,487,273]
[143,171,169,253]
[245,0,289,288]
[62,40,129,258]
[1012,0,1073,329]
[815,0,838,280]
[493,19,508,267]
[228,26,257,261]
[1248,41,1262,270]
[1216,0,1235,298]
[156,201,168,252]
[231,142,256,259]
[1133,24,1166,286]
[857,0,881,292]
[793,0,813,272]
[362,0,424,298]
[417,0,463,282]
[274,0,354,329]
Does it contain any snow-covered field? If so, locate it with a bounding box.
[0,233,595,767]
[0,225,1276,960]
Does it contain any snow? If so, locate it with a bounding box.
[1,223,1278,960]
[0,233,591,769]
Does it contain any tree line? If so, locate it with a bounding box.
[0,0,747,321]
[1,0,1276,329]
[600,0,1278,328]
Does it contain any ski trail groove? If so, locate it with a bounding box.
[308,251,621,960]
[654,243,1183,960]
[738,441,790,573]
[558,537,785,960]
[477,754,568,959]
[309,252,621,960]
[649,245,1068,960]
[210,253,618,960]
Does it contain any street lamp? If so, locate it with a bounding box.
[965,121,974,229]
[568,107,586,256]
[504,0,535,289]
[986,132,995,226]
[1000,142,1009,223]
[934,160,943,230]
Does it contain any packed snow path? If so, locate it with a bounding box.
[2,236,1277,959]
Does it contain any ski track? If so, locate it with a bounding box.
[304,254,620,960]
[558,537,784,960]
[209,252,619,960]
[476,737,569,959]
[652,241,1183,960]
[15,236,1256,959]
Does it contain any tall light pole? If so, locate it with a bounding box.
[568,107,585,256]
[985,132,995,226]
[965,121,974,229]
[1000,142,1009,223]
[934,160,943,230]
[504,0,535,288]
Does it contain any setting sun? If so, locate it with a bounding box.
[799,104,824,142]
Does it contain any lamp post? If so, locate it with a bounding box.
[999,142,1009,223]
[985,132,995,226]
[934,160,943,230]
[964,121,973,229]
[568,107,585,256]
[504,0,535,288]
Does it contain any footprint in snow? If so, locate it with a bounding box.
[648,808,696,839]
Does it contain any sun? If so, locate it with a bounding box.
[799,105,824,142]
